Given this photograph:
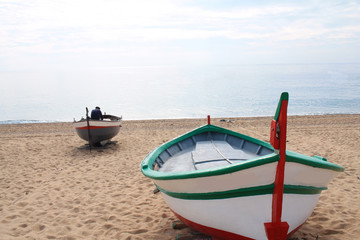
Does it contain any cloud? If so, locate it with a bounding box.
[0,0,359,69]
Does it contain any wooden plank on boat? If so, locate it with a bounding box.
[176,233,212,240]
[172,221,187,230]
[191,140,254,171]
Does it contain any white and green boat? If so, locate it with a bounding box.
[141,92,344,240]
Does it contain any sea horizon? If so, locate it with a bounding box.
[2,113,360,125]
[1,63,359,124]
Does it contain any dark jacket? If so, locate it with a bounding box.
[91,109,103,120]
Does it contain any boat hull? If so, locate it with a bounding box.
[74,119,121,144]
[164,193,320,240]
[141,124,344,240]
[152,161,337,240]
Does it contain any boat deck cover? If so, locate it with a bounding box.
[192,141,258,170]
[159,140,259,172]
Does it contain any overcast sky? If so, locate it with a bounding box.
[1,0,360,71]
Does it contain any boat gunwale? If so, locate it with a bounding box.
[141,124,344,181]
[73,118,122,129]
[73,114,122,125]
[73,119,122,124]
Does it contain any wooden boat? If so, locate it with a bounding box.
[74,113,122,146]
[141,93,344,240]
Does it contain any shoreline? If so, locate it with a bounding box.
[0,114,359,239]
[1,113,360,125]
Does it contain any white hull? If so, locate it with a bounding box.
[163,193,320,240]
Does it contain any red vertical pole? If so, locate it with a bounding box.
[265,93,289,240]
[207,115,211,125]
[272,100,288,224]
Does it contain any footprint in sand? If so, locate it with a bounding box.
[130,229,148,234]
[144,216,152,222]
[103,223,113,229]
[16,201,28,207]
[6,214,19,220]
[84,219,96,224]
[19,223,28,228]
[33,223,46,232]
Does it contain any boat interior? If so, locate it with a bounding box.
[154,131,274,173]
[103,115,122,121]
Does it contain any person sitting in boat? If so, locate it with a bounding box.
[91,106,103,120]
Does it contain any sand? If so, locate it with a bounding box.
[0,114,359,240]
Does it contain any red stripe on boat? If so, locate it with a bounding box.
[76,126,119,130]
[172,211,255,240]
[172,209,304,240]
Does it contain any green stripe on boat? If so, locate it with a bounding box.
[156,184,326,200]
[284,185,327,195]
[286,151,344,171]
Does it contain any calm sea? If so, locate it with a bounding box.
[1,63,359,124]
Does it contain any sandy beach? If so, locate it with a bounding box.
[0,114,359,240]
